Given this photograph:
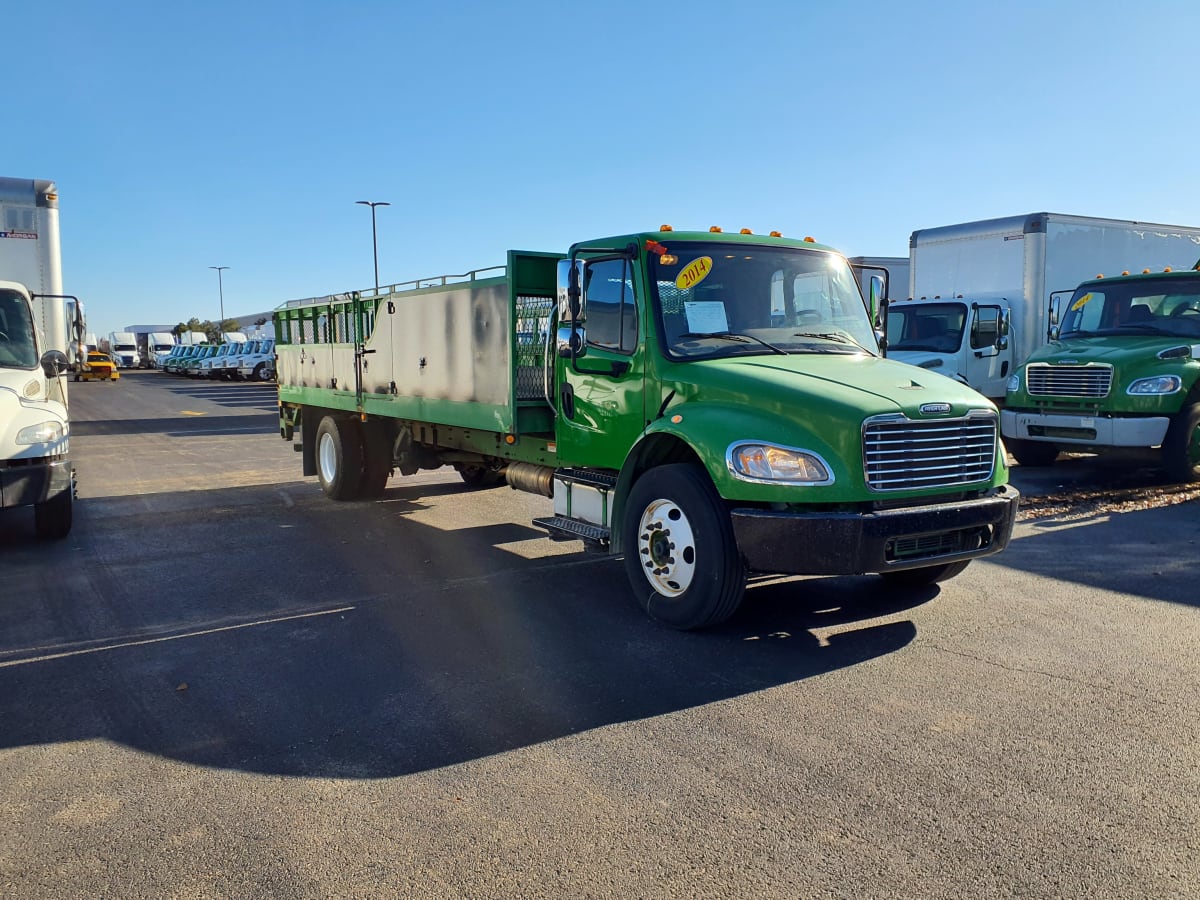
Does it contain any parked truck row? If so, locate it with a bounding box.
[274,227,1019,629]
[159,335,276,380]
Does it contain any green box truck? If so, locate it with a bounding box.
[275,228,1019,628]
[1002,264,1200,481]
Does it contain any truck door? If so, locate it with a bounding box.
[965,302,1012,400]
[555,256,647,470]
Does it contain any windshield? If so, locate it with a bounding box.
[0,289,39,369]
[647,242,878,359]
[887,302,967,353]
[1061,276,1200,339]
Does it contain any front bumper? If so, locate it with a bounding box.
[1001,409,1170,448]
[730,485,1020,575]
[0,456,73,509]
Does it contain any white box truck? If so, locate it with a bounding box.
[887,213,1200,401]
[0,177,78,538]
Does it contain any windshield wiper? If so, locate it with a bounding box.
[793,330,874,354]
[677,332,788,355]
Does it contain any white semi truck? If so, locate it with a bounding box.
[887,213,1200,401]
[108,330,138,368]
[0,177,79,539]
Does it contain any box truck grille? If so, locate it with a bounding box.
[1025,363,1112,398]
[863,415,997,491]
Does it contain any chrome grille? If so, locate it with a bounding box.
[864,415,997,491]
[1025,363,1112,398]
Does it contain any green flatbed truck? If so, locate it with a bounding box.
[1002,265,1200,481]
[275,228,1019,629]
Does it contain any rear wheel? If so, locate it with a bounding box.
[879,560,970,589]
[1163,402,1200,483]
[622,464,745,630]
[35,484,73,540]
[1008,438,1059,468]
[316,416,363,500]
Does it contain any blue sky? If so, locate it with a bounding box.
[8,0,1199,339]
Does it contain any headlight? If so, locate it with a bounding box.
[1127,375,1182,395]
[1006,372,1021,393]
[728,442,833,484]
[16,420,67,445]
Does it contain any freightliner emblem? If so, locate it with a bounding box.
[919,402,952,415]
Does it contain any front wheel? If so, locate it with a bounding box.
[316,416,363,500]
[621,464,746,630]
[1008,438,1059,468]
[879,560,970,589]
[1163,402,1200,483]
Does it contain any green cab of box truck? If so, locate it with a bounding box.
[275,228,1019,629]
[1002,265,1200,482]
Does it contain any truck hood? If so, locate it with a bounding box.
[1032,335,1200,366]
[0,383,69,459]
[674,353,991,419]
[886,349,968,383]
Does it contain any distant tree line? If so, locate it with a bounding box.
[172,317,243,343]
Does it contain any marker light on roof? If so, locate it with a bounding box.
[803,236,815,243]
[740,228,753,234]
[709,226,723,233]
[1143,269,1152,274]
[660,224,673,232]
[1165,267,1173,272]
[770,231,782,237]
[1122,270,1130,275]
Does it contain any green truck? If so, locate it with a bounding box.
[275,228,1019,628]
[1002,265,1200,482]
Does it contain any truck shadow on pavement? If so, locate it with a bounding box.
[0,479,922,780]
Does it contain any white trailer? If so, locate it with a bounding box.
[0,177,85,368]
[888,213,1200,400]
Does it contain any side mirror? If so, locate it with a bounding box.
[868,275,885,326]
[556,259,583,322]
[41,350,69,377]
[556,325,586,359]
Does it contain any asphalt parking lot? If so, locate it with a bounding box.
[2,371,1198,898]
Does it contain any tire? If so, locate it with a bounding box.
[456,462,505,489]
[34,485,73,540]
[253,362,267,381]
[621,464,746,630]
[879,560,970,589]
[316,416,363,500]
[1008,438,1059,468]
[359,421,393,499]
[1163,402,1200,483]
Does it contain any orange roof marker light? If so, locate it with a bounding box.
[1143,269,1152,274]
[770,231,782,237]
[803,236,816,243]
[740,228,753,234]
[1165,267,1174,272]
[709,226,723,233]
[660,224,674,232]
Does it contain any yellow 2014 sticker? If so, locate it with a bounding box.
[675,256,713,291]
[1071,292,1093,311]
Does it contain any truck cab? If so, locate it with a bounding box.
[887,297,1012,400]
[1002,267,1200,481]
[0,281,73,538]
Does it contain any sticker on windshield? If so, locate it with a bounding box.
[675,256,713,291]
[684,301,729,333]
[1071,292,1094,311]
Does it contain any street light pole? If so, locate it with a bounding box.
[209,266,229,340]
[356,200,390,290]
